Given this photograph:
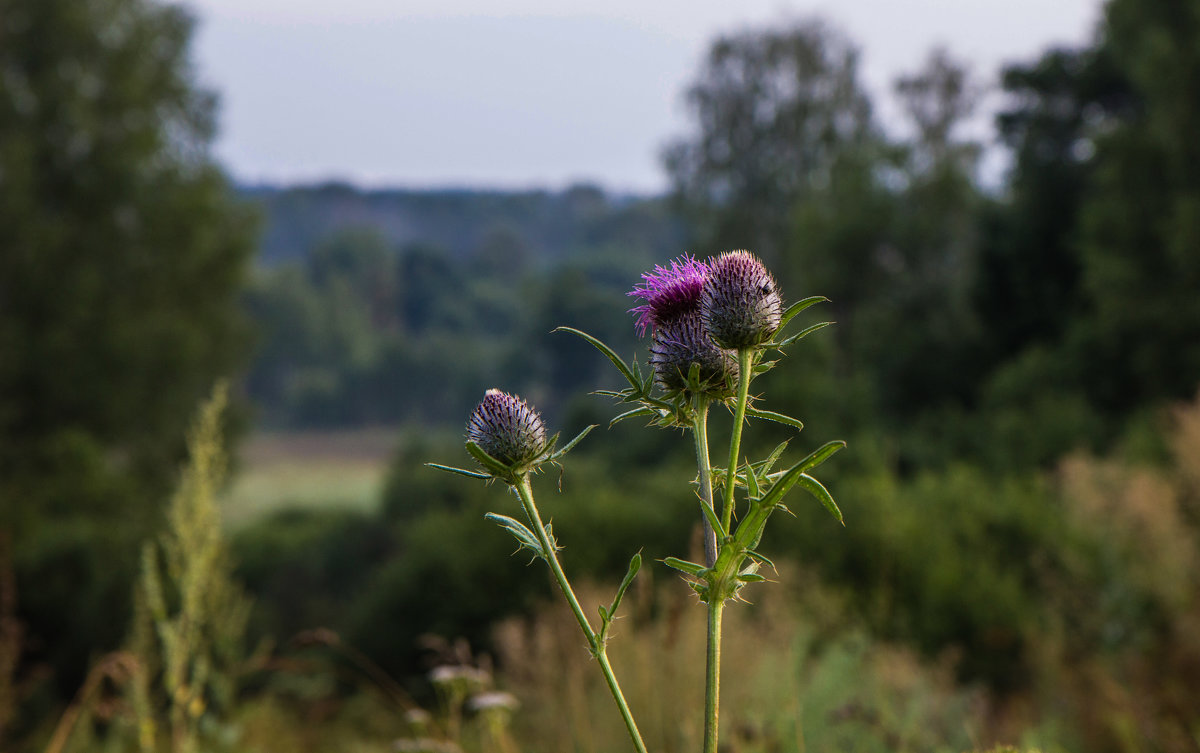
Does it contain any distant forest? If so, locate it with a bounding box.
[239,183,684,429]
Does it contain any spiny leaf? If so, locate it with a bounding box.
[465,441,512,478]
[778,295,828,330]
[610,406,657,427]
[746,407,804,432]
[744,549,777,572]
[484,513,543,554]
[548,424,596,461]
[555,327,638,390]
[662,557,708,578]
[425,462,492,480]
[797,474,843,525]
[776,321,834,348]
[737,572,767,583]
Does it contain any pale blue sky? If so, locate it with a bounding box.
[187,0,1103,193]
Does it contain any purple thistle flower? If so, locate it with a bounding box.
[701,250,783,349]
[628,254,710,336]
[467,389,547,466]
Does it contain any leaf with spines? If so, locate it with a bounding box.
[485,512,545,558]
[775,321,834,349]
[797,473,843,525]
[777,295,829,330]
[555,326,639,391]
[745,407,804,432]
[662,557,709,578]
[465,441,513,478]
[426,463,492,480]
[547,424,597,462]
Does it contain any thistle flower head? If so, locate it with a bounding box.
[649,310,737,395]
[701,250,782,349]
[467,389,547,468]
[628,254,709,336]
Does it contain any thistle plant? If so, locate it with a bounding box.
[432,250,843,753]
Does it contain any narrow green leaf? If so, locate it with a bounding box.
[737,572,766,583]
[610,406,657,427]
[765,440,847,484]
[745,549,777,572]
[425,462,492,480]
[778,295,828,329]
[554,326,638,389]
[484,512,543,552]
[746,407,805,432]
[777,321,834,348]
[744,460,760,498]
[758,441,790,476]
[598,604,610,622]
[797,473,844,525]
[699,498,728,541]
[464,441,512,477]
[662,557,708,577]
[548,424,596,461]
[607,552,642,618]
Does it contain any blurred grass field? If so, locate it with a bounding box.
[219,429,399,528]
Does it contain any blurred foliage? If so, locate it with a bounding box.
[0,0,256,703]
[8,0,1200,750]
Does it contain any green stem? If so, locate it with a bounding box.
[722,348,754,533]
[704,598,724,753]
[514,477,648,753]
[705,348,753,753]
[693,396,717,568]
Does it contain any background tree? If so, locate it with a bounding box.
[0,0,256,696]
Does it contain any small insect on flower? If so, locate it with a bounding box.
[701,250,783,349]
[467,389,547,467]
[628,254,710,336]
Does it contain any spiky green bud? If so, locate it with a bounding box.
[701,250,782,349]
[467,389,547,467]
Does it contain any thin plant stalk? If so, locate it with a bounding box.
[703,598,724,753]
[692,395,718,568]
[722,348,755,533]
[707,347,754,753]
[514,477,649,753]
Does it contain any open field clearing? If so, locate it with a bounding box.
[219,429,400,527]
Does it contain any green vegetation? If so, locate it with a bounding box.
[5,0,1200,750]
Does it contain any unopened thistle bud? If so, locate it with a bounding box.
[649,311,737,394]
[701,250,782,349]
[467,389,547,467]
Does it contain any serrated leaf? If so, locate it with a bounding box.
[662,557,708,577]
[555,327,639,390]
[798,473,843,525]
[778,295,828,329]
[465,441,512,477]
[548,424,596,461]
[610,406,657,427]
[777,321,834,348]
[425,462,492,480]
[746,407,805,432]
[484,512,543,553]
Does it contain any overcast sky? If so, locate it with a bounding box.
[186,0,1104,193]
